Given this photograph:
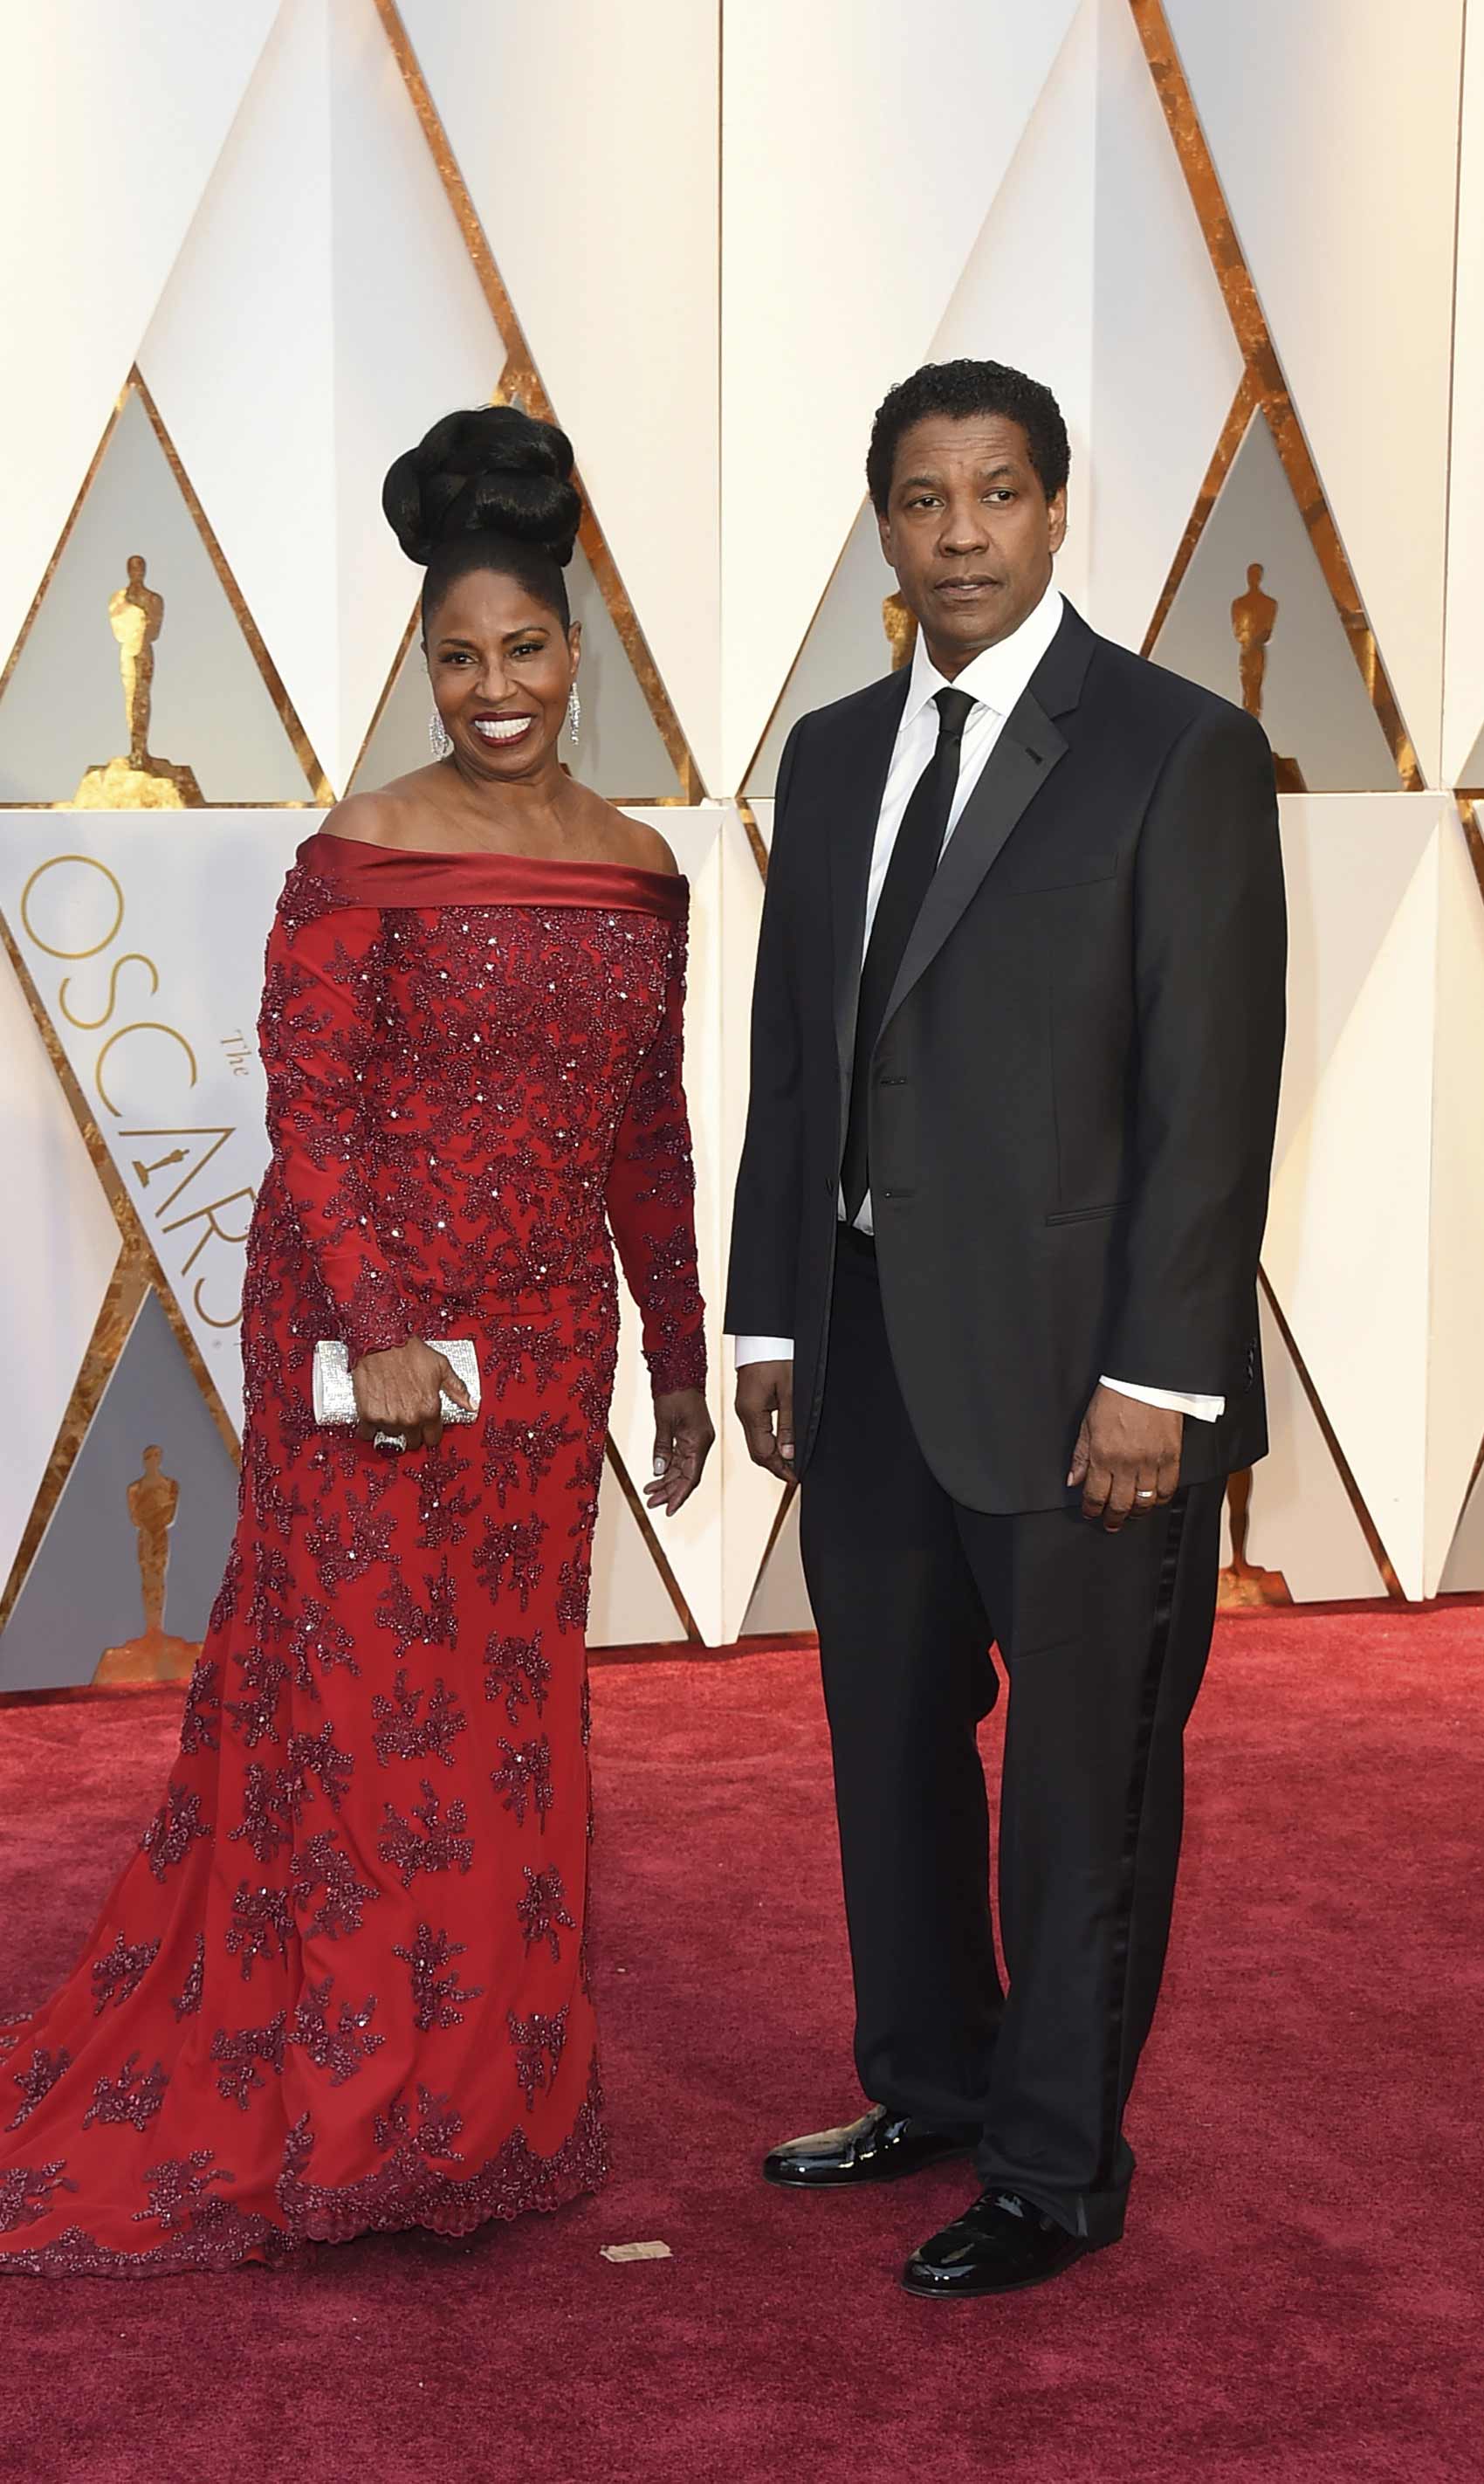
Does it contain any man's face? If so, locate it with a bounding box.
[876,414,1066,676]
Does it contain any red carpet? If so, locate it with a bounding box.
[1,1607,1480,2483]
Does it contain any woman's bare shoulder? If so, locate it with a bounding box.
[587,795,680,877]
[322,773,446,848]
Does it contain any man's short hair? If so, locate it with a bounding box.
[867,359,1071,513]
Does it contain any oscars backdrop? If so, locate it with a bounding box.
[2,0,1481,1689]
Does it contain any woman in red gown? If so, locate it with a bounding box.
[0,408,712,2275]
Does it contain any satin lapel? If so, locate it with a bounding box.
[880,691,1067,1035]
[829,672,911,1099]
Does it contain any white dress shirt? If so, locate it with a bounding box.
[732,582,1223,1424]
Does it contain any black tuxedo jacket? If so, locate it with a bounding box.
[725,601,1287,1512]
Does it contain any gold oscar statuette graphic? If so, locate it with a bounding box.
[883,590,918,673]
[65,554,205,810]
[1218,1464,1293,1614]
[1230,561,1306,794]
[93,1444,203,1684]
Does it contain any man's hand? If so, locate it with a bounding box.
[645,1388,716,1517]
[736,1359,795,1482]
[1068,1385,1182,1531]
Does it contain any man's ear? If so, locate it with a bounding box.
[1047,490,1068,556]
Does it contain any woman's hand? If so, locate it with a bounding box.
[644,1388,715,1517]
[354,1340,472,1454]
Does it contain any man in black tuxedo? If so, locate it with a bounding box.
[727,358,1285,2298]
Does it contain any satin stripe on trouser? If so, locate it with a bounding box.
[798,1231,1225,2247]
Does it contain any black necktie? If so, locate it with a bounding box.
[841,685,975,1223]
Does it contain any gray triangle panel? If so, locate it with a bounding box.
[1151,410,1397,791]
[0,1290,240,1692]
[0,389,307,805]
[350,541,682,803]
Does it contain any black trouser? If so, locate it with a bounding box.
[797,1229,1224,2246]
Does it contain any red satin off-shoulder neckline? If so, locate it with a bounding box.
[298,829,689,919]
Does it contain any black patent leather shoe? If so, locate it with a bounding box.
[762,2103,978,2190]
[901,2190,1093,2297]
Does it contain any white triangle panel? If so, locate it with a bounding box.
[1221,1291,1384,1604]
[1274,795,1441,1178]
[1163,0,1463,785]
[398,0,720,790]
[928,0,1097,622]
[1262,823,1448,1598]
[326,0,510,795]
[720,0,1080,789]
[0,3,278,669]
[138,0,335,784]
[0,815,307,1437]
[1085,0,1245,651]
[586,1455,688,1649]
[141,0,502,799]
[0,933,121,1591]
[1444,10,1484,782]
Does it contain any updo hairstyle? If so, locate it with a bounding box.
[382,405,582,633]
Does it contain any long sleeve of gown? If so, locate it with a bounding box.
[258,875,415,1363]
[605,917,707,1398]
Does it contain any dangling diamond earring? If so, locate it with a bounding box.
[565,685,581,749]
[429,706,453,760]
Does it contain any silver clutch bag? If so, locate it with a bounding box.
[312,1338,480,1427]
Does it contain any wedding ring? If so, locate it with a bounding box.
[374,1430,407,1455]
[1136,1488,1156,1501]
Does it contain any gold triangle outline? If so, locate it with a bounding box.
[733,798,770,881]
[601,1435,701,1643]
[0,369,331,808]
[0,1252,148,1638]
[0,912,240,1457]
[738,1476,800,1636]
[1442,796,1484,1566]
[732,5,1089,810]
[373,0,703,803]
[344,601,423,800]
[0,914,242,1635]
[736,499,880,812]
[0,389,127,714]
[1130,0,1423,789]
[1458,795,1484,903]
[347,568,700,810]
[131,368,332,803]
[1257,1271,1401,1603]
[1140,368,1261,656]
[733,10,1425,814]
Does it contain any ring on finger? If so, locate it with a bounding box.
[1135,1487,1157,1502]
[374,1429,408,1455]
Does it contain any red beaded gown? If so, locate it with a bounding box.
[0,830,704,2276]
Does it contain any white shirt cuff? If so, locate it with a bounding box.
[1100,1375,1225,1422]
[734,1336,794,1367]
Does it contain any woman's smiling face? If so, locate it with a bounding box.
[425,568,581,781]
